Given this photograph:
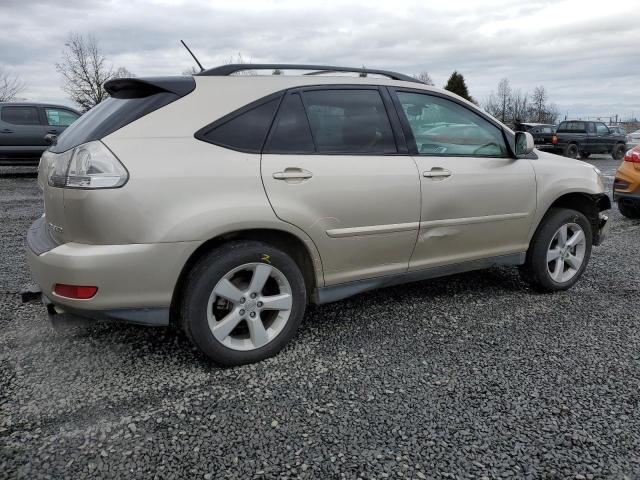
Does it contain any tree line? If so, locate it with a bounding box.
[483,78,559,125]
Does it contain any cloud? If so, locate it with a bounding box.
[1,0,638,118]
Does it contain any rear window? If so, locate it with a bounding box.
[558,121,586,133]
[303,89,396,154]
[197,97,281,153]
[264,93,314,153]
[1,106,40,125]
[50,76,195,154]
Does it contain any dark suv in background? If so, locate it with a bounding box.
[551,120,627,160]
[0,102,80,165]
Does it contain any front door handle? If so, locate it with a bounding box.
[423,168,452,178]
[273,168,313,181]
[46,129,58,133]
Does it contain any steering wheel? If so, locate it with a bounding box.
[473,142,500,155]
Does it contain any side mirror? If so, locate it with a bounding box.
[44,133,57,146]
[515,131,534,157]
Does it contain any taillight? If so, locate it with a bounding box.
[45,141,128,189]
[552,135,558,145]
[54,284,98,299]
[624,148,640,163]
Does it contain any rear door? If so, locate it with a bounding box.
[261,87,421,285]
[390,89,536,270]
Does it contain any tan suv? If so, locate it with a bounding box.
[27,64,611,365]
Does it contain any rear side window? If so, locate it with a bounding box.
[45,108,79,127]
[265,93,314,153]
[1,106,41,125]
[558,121,586,133]
[197,97,281,153]
[303,89,396,154]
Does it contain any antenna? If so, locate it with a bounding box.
[180,40,204,72]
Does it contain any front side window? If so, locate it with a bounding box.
[1,106,40,125]
[45,108,79,127]
[303,89,396,154]
[396,91,508,157]
[596,123,610,135]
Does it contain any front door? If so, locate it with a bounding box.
[391,89,537,270]
[261,87,421,285]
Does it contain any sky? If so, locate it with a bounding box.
[1,0,638,120]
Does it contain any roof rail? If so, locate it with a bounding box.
[197,64,423,84]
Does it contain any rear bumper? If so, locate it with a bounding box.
[43,294,169,326]
[26,217,200,322]
[613,191,640,203]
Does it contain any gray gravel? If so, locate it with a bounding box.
[1,157,640,479]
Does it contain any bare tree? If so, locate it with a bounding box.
[0,69,26,101]
[496,78,512,123]
[182,66,200,75]
[510,89,529,123]
[413,71,434,86]
[225,52,255,75]
[56,34,134,112]
[531,86,548,123]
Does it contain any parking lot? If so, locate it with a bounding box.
[1,156,639,479]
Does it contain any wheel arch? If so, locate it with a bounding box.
[170,228,322,324]
[540,192,610,241]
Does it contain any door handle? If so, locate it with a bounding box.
[423,168,452,178]
[46,129,58,133]
[273,168,313,180]
[0,129,13,133]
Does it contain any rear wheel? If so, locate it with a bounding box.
[181,241,306,366]
[619,201,640,219]
[612,143,626,160]
[520,208,592,292]
[565,143,579,159]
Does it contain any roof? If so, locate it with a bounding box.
[0,101,80,113]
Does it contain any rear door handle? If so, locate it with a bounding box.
[423,168,452,178]
[273,168,313,180]
[0,129,13,133]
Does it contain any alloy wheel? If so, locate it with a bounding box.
[546,223,587,283]
[206,263,293,351]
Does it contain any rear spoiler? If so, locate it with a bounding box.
[104,76,195,99]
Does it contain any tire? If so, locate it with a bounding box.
[565,143,579,159]
[612,143,626,160]
[580,151,590,159]
[519,208,592,292]
[619,201,640,219]
[180,240,306,366]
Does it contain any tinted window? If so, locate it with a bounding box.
[558,121,586,132]
[596,123,609,135]
[396,91,508,157]
[303,89,396,154]
[200,98,280,153]
[265,93,314,153]
[1,106,40,125]
[45,108,79,127]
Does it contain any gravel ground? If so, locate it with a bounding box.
[1,157,639,479]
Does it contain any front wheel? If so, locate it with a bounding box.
[619,201,640,219]
[519,208,592,292]
[180,241,306,366]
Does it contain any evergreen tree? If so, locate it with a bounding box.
[444,71,473,103]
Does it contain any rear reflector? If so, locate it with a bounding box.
[54,284,98,299]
